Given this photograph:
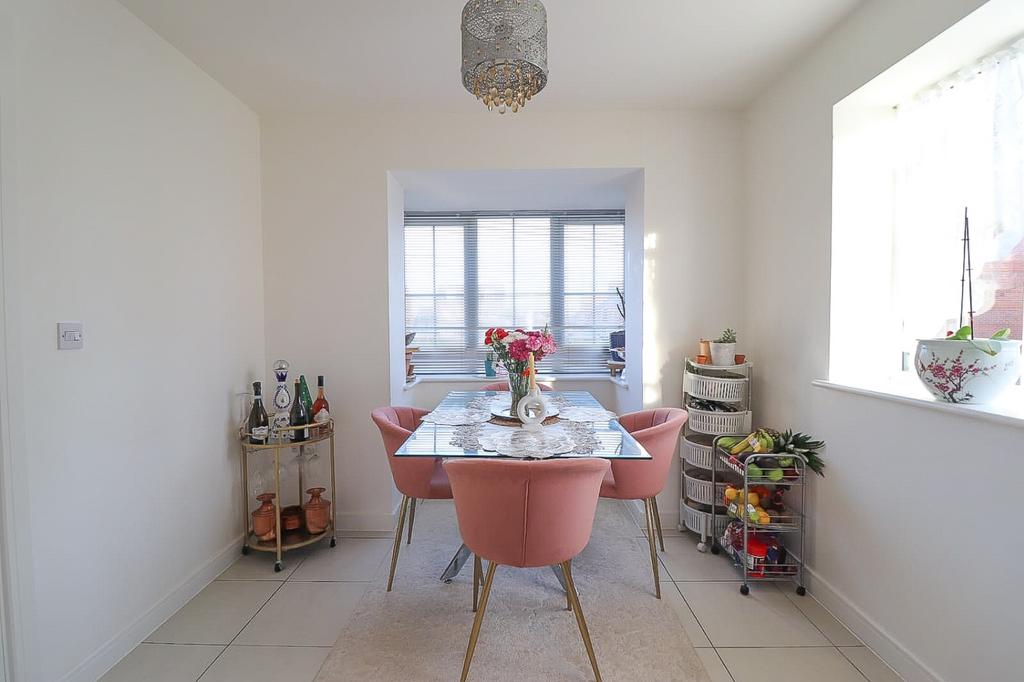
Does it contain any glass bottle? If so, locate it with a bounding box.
[311,375,330,422]
[298,375,314,417]
[246,381,269,445]
[289,378,310,442]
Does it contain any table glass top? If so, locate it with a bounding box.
[394,390,651,460]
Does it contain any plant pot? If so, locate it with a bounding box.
[915,338,1022,404]
[709,342,736,366]
[484,358,496,377]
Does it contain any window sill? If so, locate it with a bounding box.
[812,374,1024,429]
[403,374,625,390]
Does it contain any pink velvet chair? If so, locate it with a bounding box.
[479,381,553,392]
[371,406,453,591]
[445,458,609,682]
[600,408,688,598]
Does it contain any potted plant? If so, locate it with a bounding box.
[609,286,625,362]
[484,327,557,416]
[710,328,737,366]
[916,326,1021,404]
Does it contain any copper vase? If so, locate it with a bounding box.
[303,487,331,534]
[252,492,276,541]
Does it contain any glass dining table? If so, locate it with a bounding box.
[394,390,651,586]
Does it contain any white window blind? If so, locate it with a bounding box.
[404,210,625,375]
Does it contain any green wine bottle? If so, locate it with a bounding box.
[299,375,314,417]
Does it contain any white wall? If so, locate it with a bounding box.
[741,1,1021,681]
[261,109,743,534]
[1,1,264,680]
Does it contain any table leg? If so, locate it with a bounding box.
[440,543,472,583]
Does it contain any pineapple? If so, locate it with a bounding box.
[775,430,826,476]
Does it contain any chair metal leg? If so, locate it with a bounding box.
[562,560,602,682]
[562,563,572,610]
[386,495,410,592]
[651,495,665,552]
[644,498,661,599]
[461,561,497,682]
[407,498,417,544]
[472,554,482,612]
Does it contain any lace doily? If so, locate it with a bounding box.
[478,428,575,459]
[558,407,617,423]
[560,421,600,454]
[420,409,492,426]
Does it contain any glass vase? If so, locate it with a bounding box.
[507,373,529,419]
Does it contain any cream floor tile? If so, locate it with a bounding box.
[696,648,735,682]
[198,645,330,682]
[840,646,903,682]
[234,581,368,646]
[147,581,280,645]
[664,582,712,647]
[100,643,223,682]
[782,587,861,646]
[288,538,390,582]
[218,549,309,581]
[677,582,830,648]
[658,535,742,581]
[719,647,867,682]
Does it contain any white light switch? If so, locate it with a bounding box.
[57,322,83,350]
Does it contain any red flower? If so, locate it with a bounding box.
[521,368,531,376]
[495,329,508,341]
[484,328,494,345]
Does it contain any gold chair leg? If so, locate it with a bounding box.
[651,495,665,552]
[562,563,572,610]
[472,554,482,612]
[407,498,417,544]
[644,498,661,599]
[562,561,602,682]
[461,561,497,682]
[386,495,410,592]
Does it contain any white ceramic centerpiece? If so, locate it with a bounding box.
[915,327,1022,404]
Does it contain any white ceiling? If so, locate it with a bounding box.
[119,0,862,114]
[394,168,639,211]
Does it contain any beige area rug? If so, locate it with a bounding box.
[315,499,710,681]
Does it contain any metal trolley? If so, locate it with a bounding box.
[709,438,807,596]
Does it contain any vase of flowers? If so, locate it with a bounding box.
[484,326,557,417]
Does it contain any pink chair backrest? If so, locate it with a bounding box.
[480,381,553,392]
[611,408,688,499]
[444,458,609,568]
[371,406,436,498]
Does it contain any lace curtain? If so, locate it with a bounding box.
[894,37,1024,342]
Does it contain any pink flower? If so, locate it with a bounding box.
[950,366,964,378]
[931,365,947,379]
[507,338,531,362]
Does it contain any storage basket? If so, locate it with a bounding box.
[684,469,734,506]
[682,433,715,470]
[682,500,730,538]
[686,408,751,435]
[683,371,748,403]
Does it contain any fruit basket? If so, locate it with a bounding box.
[686,408,752,435]
[682,433,716,469]
[683,370,749,403]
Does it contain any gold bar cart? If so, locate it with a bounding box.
[239,421,337,572]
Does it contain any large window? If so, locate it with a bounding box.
[892,38,1024,345]
[404,210,625,375]
[830,36,1024,387]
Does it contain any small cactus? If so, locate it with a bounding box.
[716,328,737,344]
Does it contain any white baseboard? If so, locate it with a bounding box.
[334,507,400,535]
[60,534,243,682]
[803,566,939,682]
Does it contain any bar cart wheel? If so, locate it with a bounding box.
[796,585,806,596]
[241,545,250,556]
[274,561,283,573]
[696,541,708,553]
[710,543,720,555]
[330,537,337,548]
[740,584,749,596]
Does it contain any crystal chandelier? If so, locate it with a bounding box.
[461,0,548,114]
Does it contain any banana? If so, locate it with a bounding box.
[730,432,757,455]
